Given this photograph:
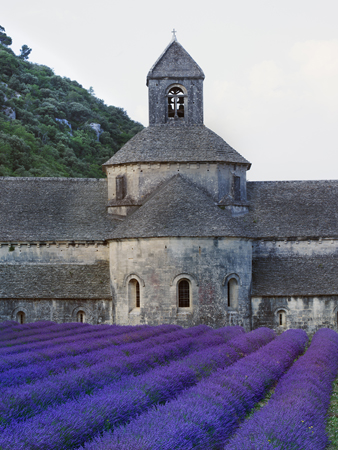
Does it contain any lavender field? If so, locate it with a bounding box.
[0,321,337,449]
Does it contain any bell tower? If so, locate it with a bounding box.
[146,33,205,126]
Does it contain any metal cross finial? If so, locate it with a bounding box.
[171,28,177,41]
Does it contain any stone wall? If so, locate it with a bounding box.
[106,162,247,216]
[252,238,338,332]
[110,236,252,330]
[0,242,112,324]
[0,298,112,325]
[252,296,338,333]
[148,78,204,125]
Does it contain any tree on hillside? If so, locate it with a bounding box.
[0,25,12,47]
[19,45,32,60]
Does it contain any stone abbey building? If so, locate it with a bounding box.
[1,37,338,333]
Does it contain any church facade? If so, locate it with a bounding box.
[1,38,338,333]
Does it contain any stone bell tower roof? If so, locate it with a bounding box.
[103,125,250,166]
[146,39,205,85]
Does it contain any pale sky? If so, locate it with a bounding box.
[2,0,338,181]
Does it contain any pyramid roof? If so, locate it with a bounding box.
[103,125,250,166]
[147,40,205,83]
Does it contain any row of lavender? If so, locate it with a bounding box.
[224,327,338,449]
[79,328,338,450]
[82,328,308,449]
[0,321,337,449]
[0,324,244,423]
[0,323,243,420]
[0,323,272,449]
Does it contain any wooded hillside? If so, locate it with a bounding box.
[0,27,143,178]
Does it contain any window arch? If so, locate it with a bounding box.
[227,278,238,308]
[17,311,25,324]
[277,310,286,327]
[222,273,240,310]
[128,278,141,311]
[178,279,190,308]
[77,310,86,323]
[167,85,186,119]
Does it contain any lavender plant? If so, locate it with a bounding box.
[0,320,18,332]
[0,324,213,389]
[224,328,338,450]
[0,323,146,356]
[0,325,214,423]
[0,320,54,337]
[0,322,101,348]
[0,324,179,373]
[0,328,271,449]
[84,329,307,450]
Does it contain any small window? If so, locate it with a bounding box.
[178,279,190,308]
[233,176,241,202]
[136,281,140,308]
[277,310,286,327]
[116,175,126,200]
[77,310,86,323]
[168,86,185,118]
[17,311,25,324]
[227,278,238,309]
[129,279,140,311]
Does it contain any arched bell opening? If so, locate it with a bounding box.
[167,85,187,121]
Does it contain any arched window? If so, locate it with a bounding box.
[227,278,238,309]
[17,311,25,324]
[277,310,286,327]
[168,86,185,118]
[77,310,86,323]
[178,279,190,308]
[129,279,140,311]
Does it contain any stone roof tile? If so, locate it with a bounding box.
[110,174,246,239]
[244,180,338,239]
[252,254,338,296]
[0,262,111,298]
[0,177,117,241]
[103,125,250,166]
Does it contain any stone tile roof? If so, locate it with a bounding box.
[0,177,118,241]
[245,180,338,239]
[110,175,246,239]
[0,262,111,298]
[2,176,337,243]
[147,40,205,83]
[252,254,338,296]
[103,125,250,166]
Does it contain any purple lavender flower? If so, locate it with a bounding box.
[0,326,265,449]
[224,328,338,450]
[81,329,307,450]
[0,323,179,373]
